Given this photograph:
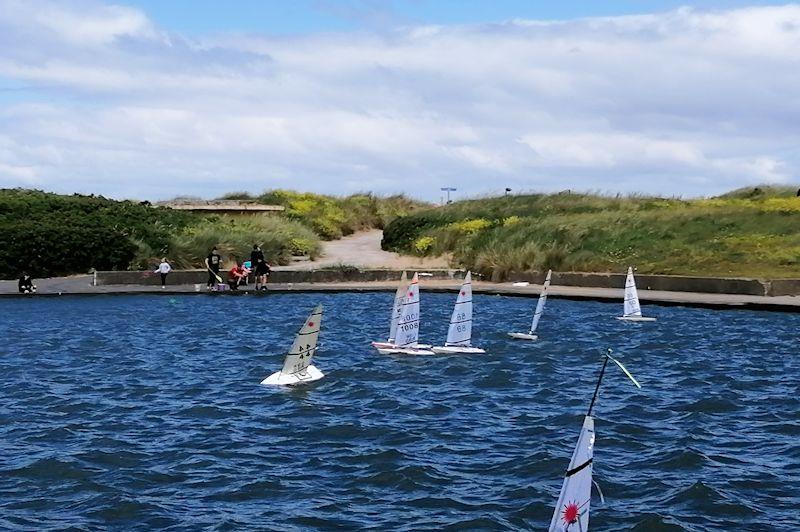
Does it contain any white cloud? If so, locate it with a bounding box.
[0,1,798,200]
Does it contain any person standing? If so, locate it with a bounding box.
[154,258,172,288]
[205,246,221,289]
[250,244,269,291]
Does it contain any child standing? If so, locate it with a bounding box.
[154,258,172,288]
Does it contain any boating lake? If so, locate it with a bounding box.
[0,292,798,530]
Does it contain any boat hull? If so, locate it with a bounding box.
[508,332,538,340]
[376,346,435,355]
[260,365,324,386]
[431,345,486,354]
[617,316,657,322]
[373,341,432,350]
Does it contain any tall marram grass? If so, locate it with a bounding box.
[135,215,321,269]
[382,186,800,279]
[251,190,427,239]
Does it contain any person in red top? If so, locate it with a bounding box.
[228,261,248,290]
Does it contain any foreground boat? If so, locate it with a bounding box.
[617,267,656,322]
[509,269,552,340]
[548,349,641,531]
[376,273,434,355]
[261,304,325,386]
[432,271,485,354]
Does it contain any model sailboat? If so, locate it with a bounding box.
[548,349,641,531]
[261,304,325,386]
[617,267,656,322]
[509,269,552,340]
[432,271,485,354]
[371,271,407,350]
[376,273,434,355]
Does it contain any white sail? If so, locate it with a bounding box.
[548,416,594,532]
[395,273,421,347]
[280,304,323,375]
[445,271,473,346]
[623,267,642,317]
[530,269,552,334]
[388,271,407,343]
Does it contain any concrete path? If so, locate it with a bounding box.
[276,230,448,271]
[3,276,800,312]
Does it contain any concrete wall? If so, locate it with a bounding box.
[505,271,770,296]
[96,268,464,286]
[767,279,800,297]
[96,267,799,296]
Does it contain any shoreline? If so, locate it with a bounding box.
[2,276,799,312]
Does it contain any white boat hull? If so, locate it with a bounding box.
[376,346,435,355]
[373,341,432,350]
[508,332,538,340]
[431,345,486,354]
[260,364,324,386]
[616,316,657,322]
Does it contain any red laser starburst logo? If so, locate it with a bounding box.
[308,322,315,327]
[561,502,579,525]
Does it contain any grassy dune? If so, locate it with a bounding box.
[220,190,428,239]
[381,186,800,280]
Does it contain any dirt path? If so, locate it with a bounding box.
[276,230,449,271]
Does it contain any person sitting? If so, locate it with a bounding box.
[18,272,36,294]
[228,262,248,290]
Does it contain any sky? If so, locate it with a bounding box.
[0,1,798,201]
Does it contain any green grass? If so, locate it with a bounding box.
[382,187,800,280]
[233,190,428,239]
[159,215,321,270]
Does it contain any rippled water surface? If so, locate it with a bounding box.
[1,293,798,531]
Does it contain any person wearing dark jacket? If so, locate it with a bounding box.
[205,246,222,289]
[18,273,36,294]
[250,244,270,291]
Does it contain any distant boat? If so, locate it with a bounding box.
[432,271,486,354]
[261,304,325,385]
[371,271,407,351]
[376,273,434,355]
[548,349,641,532]
[509,269,552,340]
[617,267,656,322]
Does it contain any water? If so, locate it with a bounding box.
[0,293,798,531]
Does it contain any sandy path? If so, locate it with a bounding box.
[275,230,449,271]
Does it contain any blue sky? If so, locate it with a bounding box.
[0,1,798,201]
[128,0,781,34]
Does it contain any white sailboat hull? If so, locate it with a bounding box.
[431,345,486,354]
[508,332,539,340]
[372,340,432,350]
[260,365,324,386]
[376,345,435,355]
[617,315,657,322]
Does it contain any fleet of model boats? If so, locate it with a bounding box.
[260,268,649,530]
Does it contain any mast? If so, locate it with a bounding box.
[587,351,610,417]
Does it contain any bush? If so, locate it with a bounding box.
[0,189,193,278]
[164,215,321,269]
[381,187,800,279]
[256,189,428,239]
